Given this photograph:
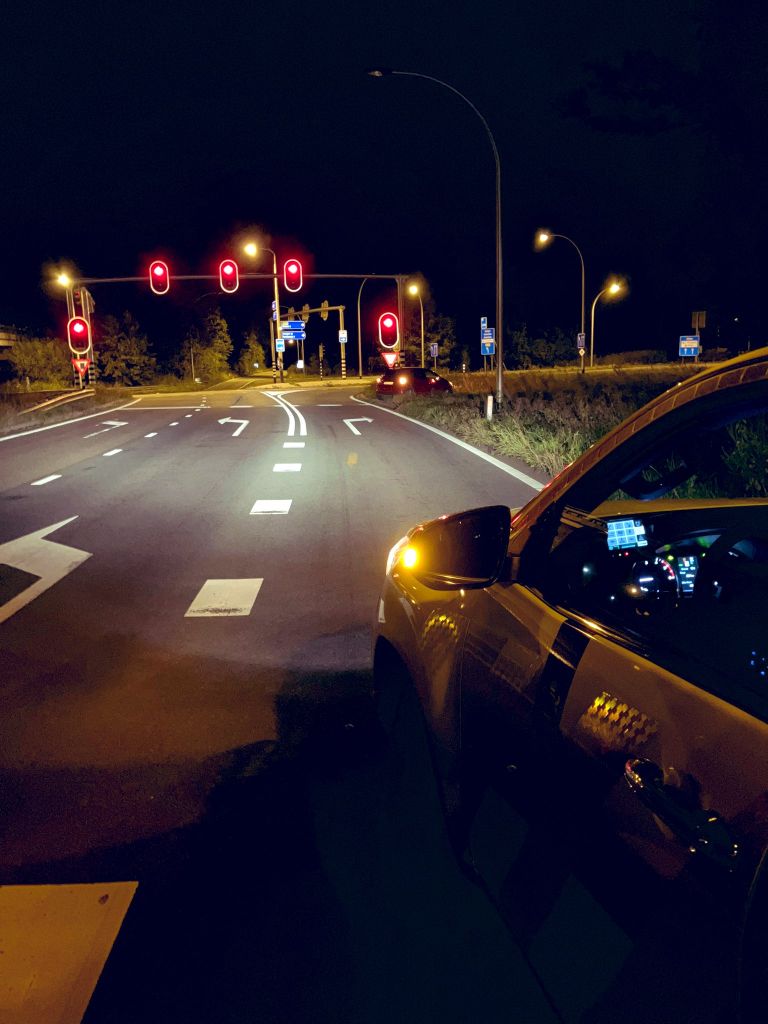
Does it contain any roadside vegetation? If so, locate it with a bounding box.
[369,364,707,477]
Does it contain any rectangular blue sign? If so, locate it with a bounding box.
[275,339,285,352]
[480,316,488,330]
[280,330,303,340]
[481,328,495,341]
[679,334,700,357]
[481,341,496,356]
[287,320,304,329]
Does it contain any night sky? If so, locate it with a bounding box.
[2,0,766,362]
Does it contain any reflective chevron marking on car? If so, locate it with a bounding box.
[536,621,591,724]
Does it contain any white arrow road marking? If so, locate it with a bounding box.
[0,517,91,626]
[185,578,263,617]
[217,417,249,437]
[250,499,292,514]
[343,417,373,436]
[82,419,129,439]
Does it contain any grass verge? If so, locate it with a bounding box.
[366,365,702,477]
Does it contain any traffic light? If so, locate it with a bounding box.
[149,260,170,295]
[67,316,91,354]
[320,300,329,321]
[301,303,310,323]
[283,259,303,292]
[378,311,399,349]
[219,259,239,293]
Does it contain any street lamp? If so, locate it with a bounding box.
[535,230,586,351]
[590,280,624,368]
[407,283,425,367]
[366,67,504,406]
[56,272,71,287]
[243,241,281,383]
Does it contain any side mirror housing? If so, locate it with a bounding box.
[405,505,511,590]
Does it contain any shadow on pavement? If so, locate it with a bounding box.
[9,669,558,1024]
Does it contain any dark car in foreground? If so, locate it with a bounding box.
[375,366,453,397]
[373,348,768,1024]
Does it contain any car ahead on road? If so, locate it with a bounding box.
[373,347,768,1024]
[375,366,453,398]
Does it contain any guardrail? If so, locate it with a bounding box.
[19,389,95,414]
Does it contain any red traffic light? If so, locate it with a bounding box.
[219,259,240,293]
[283,259,303,293]
[378,311,400,349]
[149,260,170,295]
[67,316,91,354]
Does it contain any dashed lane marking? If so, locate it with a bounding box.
[102,449,123,457]
[273,463,301,472]
[283,442,305,448]
[184,578,264,617]
[144,433,158,438]
[30,474,62,486]
[250,499,292,515]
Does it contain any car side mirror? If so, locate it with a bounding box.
[406,505,511,590]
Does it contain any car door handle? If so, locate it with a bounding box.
[625,758,740,870]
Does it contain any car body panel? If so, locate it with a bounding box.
[372,347,768,1022]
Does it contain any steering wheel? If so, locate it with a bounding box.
[692,528,756,603]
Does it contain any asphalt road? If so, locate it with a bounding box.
[0,385,557,1023]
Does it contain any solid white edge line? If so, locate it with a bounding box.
[0,399,141,443]
[102,448,123,457]
[349,395,544,491]
[31,474,62,486]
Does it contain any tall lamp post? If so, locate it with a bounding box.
[408,283,425,367]
[367,67,504,406]
[535,230,586,354]
[590,280,623,368]
[244,241,281,384]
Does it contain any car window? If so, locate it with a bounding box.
[530,394,768,722]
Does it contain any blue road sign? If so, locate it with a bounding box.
[275,339,285,352]
[481,341,496,356]
[287,320,304,329]
[679,334,700,357]
[480,316,488,330]
[429,343,438,358]
[280,329,305,340]
[481,328,495,342]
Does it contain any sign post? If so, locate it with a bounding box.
[679,335,701,360]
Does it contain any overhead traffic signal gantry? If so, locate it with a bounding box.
[66,316,91,354]
[148,260,170,295]
[378,311,400,349]
[283,259,303,293]
[219,259,240,293]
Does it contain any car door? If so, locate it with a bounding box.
[458,380,768,1023]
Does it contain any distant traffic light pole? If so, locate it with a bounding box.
[367,67,504,405]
